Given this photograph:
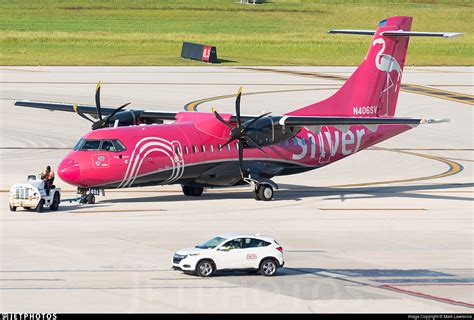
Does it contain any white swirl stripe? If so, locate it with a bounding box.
[118,137,184,188]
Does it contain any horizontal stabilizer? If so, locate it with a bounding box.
[381,31,463,38]
[328,29,375,36]
[278,116,423,126]
[328,29,463,38]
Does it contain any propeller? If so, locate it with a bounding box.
[73,82,132,130]
[213,87,271,177]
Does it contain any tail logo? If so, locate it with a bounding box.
[373,38,402,116]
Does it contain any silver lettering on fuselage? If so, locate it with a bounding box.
[291,127,366,162]
[291,137,308,160]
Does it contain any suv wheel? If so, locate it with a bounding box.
[196,260,214,277]
[260,258,278,276]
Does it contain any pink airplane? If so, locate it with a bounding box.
[15,16,461,203]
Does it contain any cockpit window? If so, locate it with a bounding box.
[112,139,126,152]
[81,140,100,150]
[73,138,85,151]
[76,139,126,152]
[100,140,116,152]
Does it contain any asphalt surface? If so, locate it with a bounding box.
[0,66,472,312]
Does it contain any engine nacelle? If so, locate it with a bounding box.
[243,116,298,147]
[106,110,163,127]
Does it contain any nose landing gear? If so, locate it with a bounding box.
[77,188,103,204]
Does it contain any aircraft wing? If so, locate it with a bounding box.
[14,100,178,121]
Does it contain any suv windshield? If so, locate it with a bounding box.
[196,236,227,249]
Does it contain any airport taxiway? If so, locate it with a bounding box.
[0,66,472,312]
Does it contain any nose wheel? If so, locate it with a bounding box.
[77,188,102,204]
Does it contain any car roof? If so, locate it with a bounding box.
[216,233,275,242]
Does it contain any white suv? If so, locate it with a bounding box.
[172,234,284,277]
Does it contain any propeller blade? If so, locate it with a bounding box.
[73,104,95,123]
[221,138,236,150]
[95,82,103,121]
[103,102,131,124]
[235,86,242,126]
[238,141,244,178]
[246,136,268,155]
[213,110,234,129]
[243,112,272,131]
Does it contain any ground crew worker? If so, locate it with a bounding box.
[41,165,55,196]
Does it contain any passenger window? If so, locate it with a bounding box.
[209,145,214,152]
[100,140,116,152]
[184,146,189,154]
[245,238,271,248]
[81,140,100,150]
[217,144,222,151]
[226,144,231,151]
[221,238,243,250]
[235,142,239,150]
[175,146,181,155]
[201,145,206,153]
[192,145,198,153]
[293,138,299,146]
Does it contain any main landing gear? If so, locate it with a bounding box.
[181,178,278,201]
[182,185,204,197]
[246,177,278,201]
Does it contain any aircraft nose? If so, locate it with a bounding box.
[58,159,81,185]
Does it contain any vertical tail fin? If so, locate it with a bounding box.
[288,16,413,118]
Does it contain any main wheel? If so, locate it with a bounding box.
[36,199,45,213]
[50,192,60,211]
[9,205,17,212]
[182,186,204,197]
[254,186,262,201]
[196,260,214,277]
[260,258,278,276]
[86,194,95,204]
[191,186,203,196]
[258,185,273,201]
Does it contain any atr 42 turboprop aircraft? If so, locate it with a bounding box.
[15,16,462,203]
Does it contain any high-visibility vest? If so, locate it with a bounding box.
[44,170,55,180]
